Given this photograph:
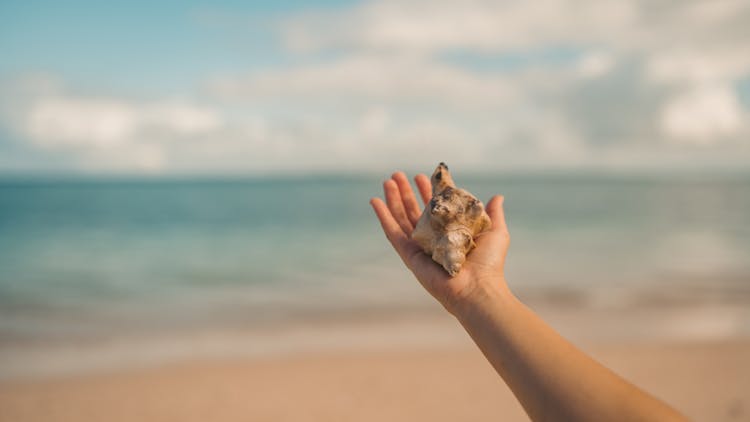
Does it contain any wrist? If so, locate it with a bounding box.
[449,276,516,320]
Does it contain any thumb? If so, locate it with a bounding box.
[485,195,508,234]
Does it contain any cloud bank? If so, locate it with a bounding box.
[1,0,748,174]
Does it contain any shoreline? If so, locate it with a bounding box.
[2,300,749,381]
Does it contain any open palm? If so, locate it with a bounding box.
[370,171,511,313]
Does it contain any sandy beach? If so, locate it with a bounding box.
[1,303,749,422]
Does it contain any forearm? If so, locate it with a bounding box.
[454,279,688,422]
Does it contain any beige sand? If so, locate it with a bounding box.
[1,339,748,422]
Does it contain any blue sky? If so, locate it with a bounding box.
[1,0,749,174]
[0,1,352,93]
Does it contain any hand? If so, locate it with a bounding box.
[370,171,511,315]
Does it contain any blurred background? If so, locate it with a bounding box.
[0,1,749,421]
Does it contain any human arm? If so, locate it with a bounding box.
[370,171,688,422]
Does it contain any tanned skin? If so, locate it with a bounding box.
[370,171,689,422]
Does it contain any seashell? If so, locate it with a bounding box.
[411,163,492,276]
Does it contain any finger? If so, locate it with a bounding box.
[370,197,408,245]
[414,174,432,205]
[485,195,509,234]
[370,198,420,264]
[392,172,422,225]
[384,180,414,234]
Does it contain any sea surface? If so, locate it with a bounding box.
[1,172,749,368]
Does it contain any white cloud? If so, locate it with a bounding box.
[26,98,139,147]
[0,81,228,172]
[576,52,616,79]
[142,103,224,136]
[646,48,750,86]
[276,0,750,157]
[281,0,637,53]
[21,96,223,149]
[208,55,517,108]
[660,84,744,144]
[683,0,750,26]
[360,106,390,137]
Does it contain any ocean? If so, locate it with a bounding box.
[1,172,749,375]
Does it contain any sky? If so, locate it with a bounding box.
[1,0,749,175]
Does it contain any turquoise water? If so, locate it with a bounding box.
[1,173,749,344]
